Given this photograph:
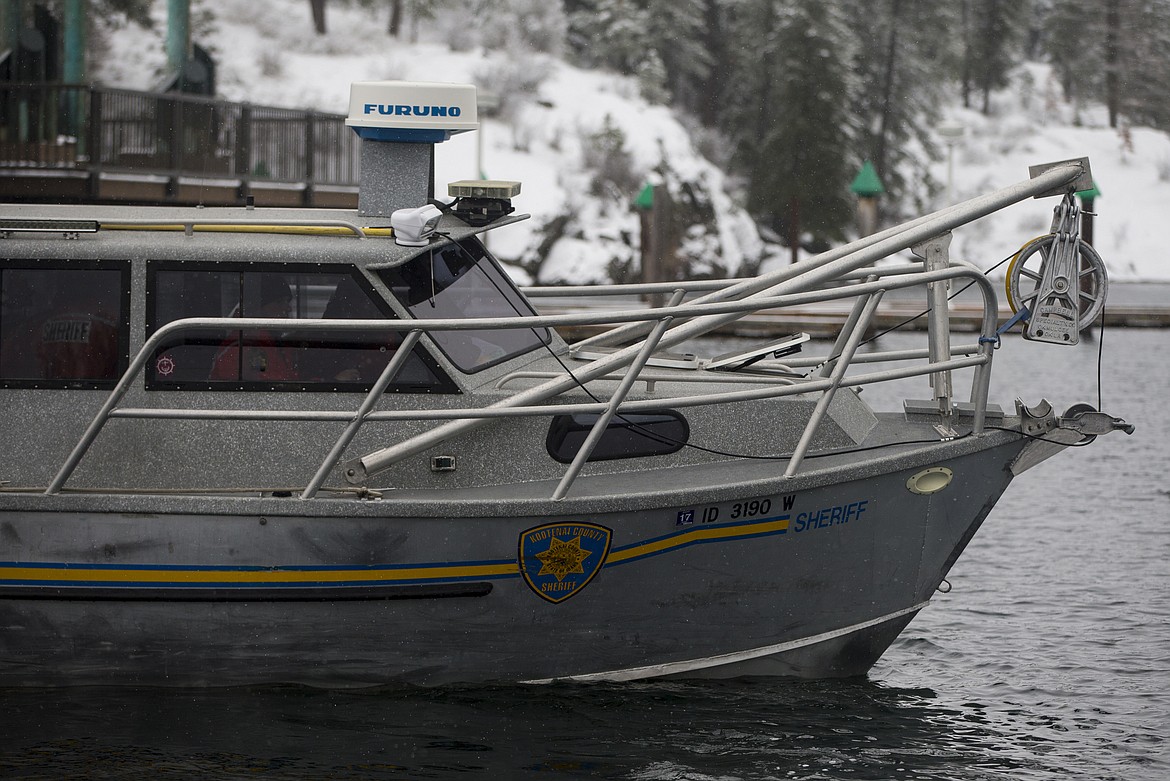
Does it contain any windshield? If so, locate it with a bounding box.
[379,238,550,373]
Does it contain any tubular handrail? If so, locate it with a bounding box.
[349,165,1081,483]
[571,162,1084,349]
[45,260,998,498]
[518,263,930,298]
[552,288,686,500]
[100,218,370,237]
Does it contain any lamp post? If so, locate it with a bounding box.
[937,123,964,204]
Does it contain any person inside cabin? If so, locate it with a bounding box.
[209,275,300,382]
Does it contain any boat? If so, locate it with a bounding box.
[0,81,1134,687]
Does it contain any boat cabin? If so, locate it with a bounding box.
[0,203,876,499]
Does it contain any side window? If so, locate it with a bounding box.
[0,260,130,389]
[545,411,690,463]
[379,238,550,374]
[146,263,455,392]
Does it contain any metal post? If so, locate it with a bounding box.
[166,0,191,77]
[301,330,422,499]
[817,275,878,378]
[914,233,953,417]
[303,111,316,206]
[551,289,685,500]
[62,0,85,139]
[784,291,885,477]
[235,103,252,201]
[86,86,102,197]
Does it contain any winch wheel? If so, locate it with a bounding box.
[1005,234,1109,325]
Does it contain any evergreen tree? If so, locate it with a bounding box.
[963,0,1032,114]
[694,0,732,126]
[92,0,155,27]
[644,0,712,110]
[1041,0,1104,106]
[565,0,651,72]
[725,0,858,258]
[843,0,957,215]
[565,0,709,105]
[1042,0,1170,130]
[1113,0,1170,130]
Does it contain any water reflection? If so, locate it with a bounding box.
[0,679,1056,780]
[1,328,1165,780]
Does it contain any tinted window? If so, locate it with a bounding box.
[0,261,130,389]
[546,411,689,463]
[379,238,550,373]
[147,263,455,392]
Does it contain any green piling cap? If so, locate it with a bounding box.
[1076,180,1101,201]
[850,161,885,197]
[634,182,654,210]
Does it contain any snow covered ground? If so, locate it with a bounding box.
[96,0,1170,281]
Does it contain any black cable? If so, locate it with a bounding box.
[439,236,1073,465]
[1096,301,1106,412]
[985,425,1096,447]
[822,250,1017,366]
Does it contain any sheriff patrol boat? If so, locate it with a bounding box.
[0,81,1133,687]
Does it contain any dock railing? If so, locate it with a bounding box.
[1,82,359,201]
[41,161,1088,499]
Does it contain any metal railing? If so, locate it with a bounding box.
[44,261,997,500]
[38,161,1088,500]
[1,82,359,188]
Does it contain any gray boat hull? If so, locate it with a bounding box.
[0,432,1020,687]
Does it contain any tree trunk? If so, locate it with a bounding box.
[310,0,326,35]
[981,0,1000,115]
[696,0,725,126]
[388,0,402,37]
[1105,1,1119,128]
[874,0,902,190]
[960,0,972,108]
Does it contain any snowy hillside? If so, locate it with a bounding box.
[96,0,1170,282]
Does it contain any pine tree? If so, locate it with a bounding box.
[644,0,712,109]
[1042,0,1170,131]
[694,0,731,126]
[565,0,651,72]
[963,0,1033,114]
[842,0,957,215]
[725,0,859,259]
[565,0,710,105]
[1042,0,1104,106]
[1114,0,1170,130]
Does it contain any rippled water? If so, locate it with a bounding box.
[1,327,1166,780]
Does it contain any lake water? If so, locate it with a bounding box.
[0,325,1166,780]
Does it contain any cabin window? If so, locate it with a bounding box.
[146,262,456,392]
[0,260,130,389]
[545,411,689,463]
[378,237,550,373]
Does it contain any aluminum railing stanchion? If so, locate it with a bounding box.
[551,290,685,501]
[301,330,423,500]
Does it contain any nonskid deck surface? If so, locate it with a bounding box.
[0,415,1022,519]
